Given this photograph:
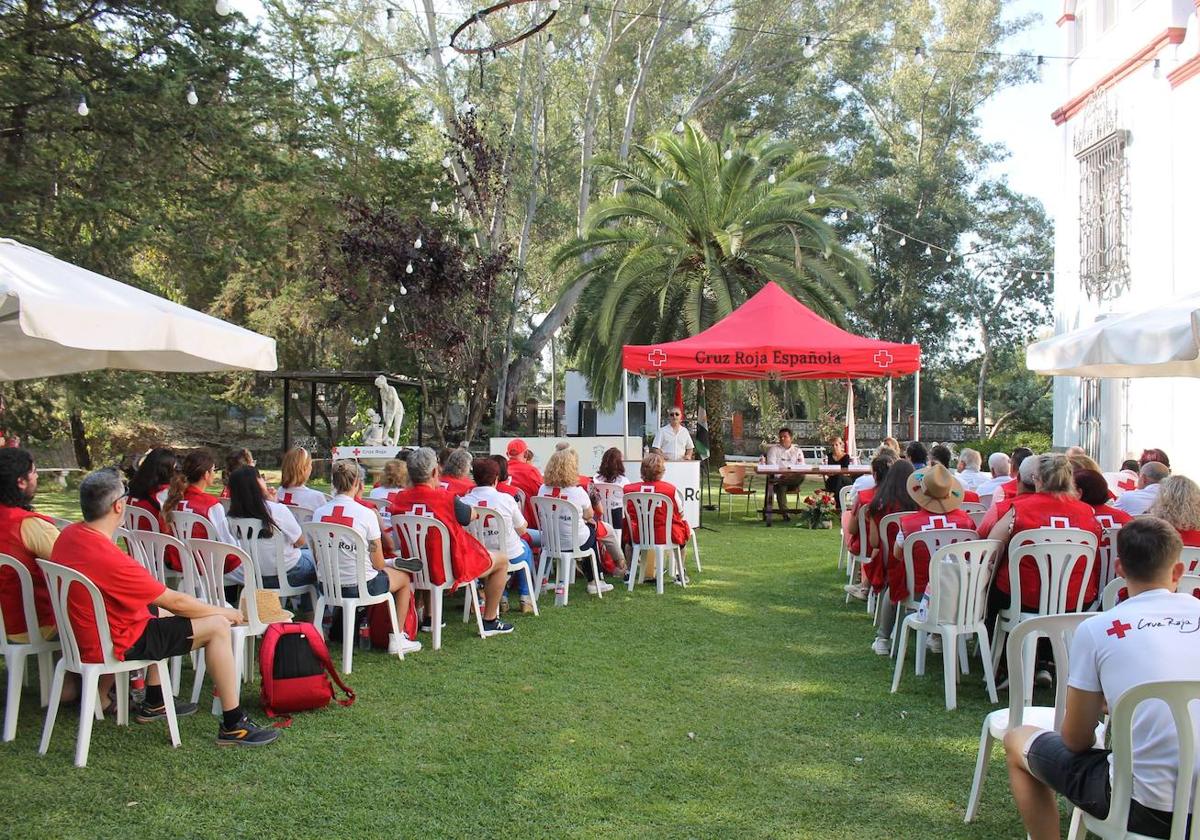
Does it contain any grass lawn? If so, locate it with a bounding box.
[0,488,1044,838]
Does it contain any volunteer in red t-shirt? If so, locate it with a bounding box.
[844,453,896,598]
[622,451,691,583]
[1146,474,1200,549]
[855,461,917,601]
[162,450,240,574]
[1075,469,1133,531]
[873,464,976,656]
[982,454,1103,613]
[505,440,544,524]
[389,447,514,636]
[50,468,279,746]
[438,448,476,498]
[0,448,60,643]
[218,448,255,500]
[125,447,180,567]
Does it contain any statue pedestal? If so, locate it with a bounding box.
[331,445,403,463]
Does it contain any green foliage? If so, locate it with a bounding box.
[959,433,1053,462]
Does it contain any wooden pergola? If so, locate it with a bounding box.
[264,370,423,453]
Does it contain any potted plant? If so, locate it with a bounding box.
[802,490,836,529]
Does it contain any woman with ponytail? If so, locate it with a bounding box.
[163,449,239,572]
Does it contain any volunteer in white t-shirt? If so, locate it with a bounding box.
[462,458,538,614]
[311,461,423,654]
[652,408,694,461]
[276,446,329,511]
[1004,517,1200,839]
[225,465,314,588]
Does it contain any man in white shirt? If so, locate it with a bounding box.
[761,427,806,520]
[954,447,989,492]
[1113,462,1170,515]
[1004,518,1200,839]
[652,408,694,461]
[976,451,1014,504]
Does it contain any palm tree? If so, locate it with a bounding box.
[555,121,871,407]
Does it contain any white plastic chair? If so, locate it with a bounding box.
[1096,523,1124,595]
[302,521,403,670]
[227,516,318,609]
[168,509,214,542]
[592,482,625,545]
[467,505,538,618]
[891,539,1002,710]
[283,504,314,525]
[122,505,160,534]
[624,491,689,595]
[531,496,602,607]
[836,486,855,571]
[0,554,60,742]
[1101,577,1128,611]
[1182,547,1200,575]
[390,513,485,649]
[36,560,180,767]
[889,527,980,653]
[961,502,987,529]
[964,612,1104,823]
[48,517,74,532]
[1067,680,1200,840]
[991,528,1099,695]
[846,504,872,604]
[120,529,192,695]
[359,497,390,514]
[870,512,907,621]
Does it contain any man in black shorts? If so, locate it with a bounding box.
[51,469,279,747]
[1004,518,1200,838]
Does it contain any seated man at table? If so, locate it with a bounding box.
[761,427,805,521]
[1004,517,1200,839]
[51,469,279,746]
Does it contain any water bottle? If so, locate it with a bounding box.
[358,612,371,651]
[131,673,146,704]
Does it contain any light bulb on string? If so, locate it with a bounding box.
[923,245,932,257]
[913,45,926,65]
[580,5,590,27]
[430,199,439,212]
[1043,272,1051,281]
[381,315,388,325]
[388,302,396,313]
[674,118,685,133]
[214,0,232,15]
[441,154,451,168]
[945,252,953,263]
[424,47,431,61]
[1036,55,1046,82]
[898,235,907,247]
[871,222,881,236]
[400,284,408,295]
[767,170,776,185]
[386,8,397,34]
[723,148,733,160]
[683,21,695,46]
[615,78,624,96]
[802,36,815,59]
[414,236,422,249]
[1152,59,1161,79]
[76,96,89,116]
[807,190,816,205]
[550,0,560,8]
[840,210,849,222]
[406,261,414,274]
[186,84,199,106]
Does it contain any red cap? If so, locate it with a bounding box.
[506,439,528,457]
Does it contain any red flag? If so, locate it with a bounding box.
[673,379,685,416]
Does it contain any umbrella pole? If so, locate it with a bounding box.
[913,370,921,441]
[623,370,630,459]
[886,378,893,440]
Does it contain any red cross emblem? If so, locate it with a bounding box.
[320,505,356,528]
[648,349,667,367]
[351,448,361,457]
[921,515,950,531]
[1118,478,1135,491]
[874,350,893,368]
[1106,619,1132,639]
[1049,516,1071,529]
[279,492,294,505]
[409,503,431,518]
[1097,515,1114,529]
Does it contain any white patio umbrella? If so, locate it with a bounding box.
[1026,291,1200,378]
[0,238,277,380]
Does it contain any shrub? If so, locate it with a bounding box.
[957,433,1053,462]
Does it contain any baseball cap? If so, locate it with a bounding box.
[506,439,528,457]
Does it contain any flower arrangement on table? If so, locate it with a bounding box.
[802,490,837,529]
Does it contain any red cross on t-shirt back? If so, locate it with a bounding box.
[921,515,950,531]
[279,491,294,505]
[321,505,356,528]
[1107,619,1132,639]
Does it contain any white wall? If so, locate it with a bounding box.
[563,371,660,438]
[1050,0,1200,475]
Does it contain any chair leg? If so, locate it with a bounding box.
[170,654,183,696]
[964,721,994,822]
[462,584,472,623]
[590,551,602,599]
[555,557,569,607]
[890,606,903,657]
[115,671,130,725]
[191,649,207,705]
[37,651,52,707]
[627,549,640,592]
[690,532,701,574]
[977,631,998,704]
[958,636,970,676]
[431,590,444,651]
[890,620,910,694]
[313,597,327,636]
[521,564,539,616]
[915,630,927,676]
[655,549,665,595]
[156,661,181,748]
[1066,807,1086,840]
[74,669,99,768]
[39,659,66,756]
[4,651,26,742]
[386,599,404,657]
[942,630,958,711]
[469,582,486,639]
[341,602,356,675]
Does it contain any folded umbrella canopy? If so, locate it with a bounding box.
[0,238,277,380]
[1026,291,1200,378]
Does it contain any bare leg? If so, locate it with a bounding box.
[190,615,238,712]
[483,552,508,620]
[384,568,413,633]
[1004,726,1062,840]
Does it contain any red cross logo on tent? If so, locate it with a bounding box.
[1106,619,1132,639]
[874,350,893,369]
[648,349,667,367]
[321,506,356,528]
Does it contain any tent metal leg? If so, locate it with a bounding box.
[914,370,921,441]
[886,378,893,441]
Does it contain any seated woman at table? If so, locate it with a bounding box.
[845,460,915,602]
[1147,474,1200,547]
[823,436,853,509]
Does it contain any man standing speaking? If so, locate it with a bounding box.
[653,408,694,461]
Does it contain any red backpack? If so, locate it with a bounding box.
[259,622,355,723]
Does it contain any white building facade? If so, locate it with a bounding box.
[1049,0,1200,475]
[563,371,660,439]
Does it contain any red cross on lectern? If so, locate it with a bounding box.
[1106,619,1132,639]
[648,349,667,367]
[874,350,893,368]
[351,447,362,457]
[321,506,356,528]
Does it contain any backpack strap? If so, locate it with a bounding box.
[324,664,355,707]
[302,622,356,707]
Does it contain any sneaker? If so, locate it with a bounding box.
[520,597,536,614]
[871,637,891,656]
[586,581,614,594]
[388,632,422,655]
[418,618,447,633]
[391,557,423,573]
[134,697,199,723]
[926,634,943,654]
[843,583,868,601]
[1035,669,1053,688]
[673,573,690,586]
[217,713,281,747]
[481,617,514,636]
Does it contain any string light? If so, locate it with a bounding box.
[871,222,881,236]
[545,33,556,55]
[839,210,848,222]
[430,199,439,212]
[388,302,396,313]
[76,96,88,116]
[400,283,408,295]
[723,148,733,160]
[580,5,590,27]
[186,84,198,106]
[550,0,560,9]
[913,45,926,65]
[441,155,451,168]
[615,78,624,96]
[386,8,397,34]
[381,315,388,325]
[807,190,816,205]
[674,118,684,133]
[802,36,815,59]
[1036,55,1045,82]
[767,170,776,185]
[414,236,422,249]
[406,261,414,274]
[683,21,695,46]
[1152,59,1161,79]
[214,0,232,15]
[923,245,931,257]
[945,252,953,263]
[898,235,907,246]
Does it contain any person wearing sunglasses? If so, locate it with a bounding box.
[652,408,694,462]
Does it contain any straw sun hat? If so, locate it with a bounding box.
[907,463,965,514]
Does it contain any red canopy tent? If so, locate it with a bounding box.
[620,282,922,449]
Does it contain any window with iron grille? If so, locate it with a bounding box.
[1074,90,1130,301]
[1080,377,1102,461]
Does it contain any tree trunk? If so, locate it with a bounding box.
[68,409,91,469]
[976,322,990,434]
[704,379,727,468]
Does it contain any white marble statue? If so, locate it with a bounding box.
[374,375,405,446]
[363,408,385,446]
